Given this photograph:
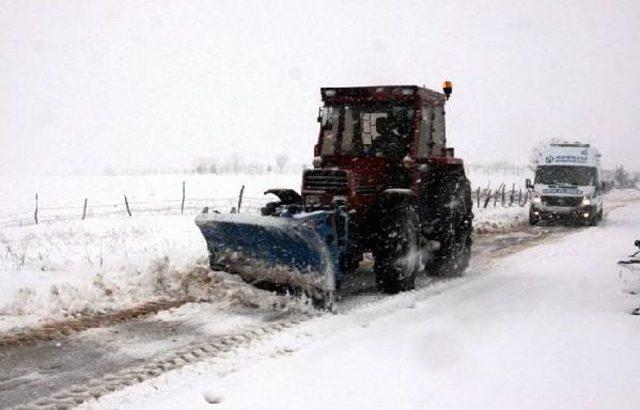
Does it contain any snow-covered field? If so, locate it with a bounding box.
[83,198,640,410]
[0,172,532,332]
[0,170,523,227]
[0,173,301,227]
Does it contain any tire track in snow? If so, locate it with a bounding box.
[12,313,318,410]
[0,299,193,350]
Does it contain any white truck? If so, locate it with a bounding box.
[527,143,604,226]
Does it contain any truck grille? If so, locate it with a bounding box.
[303,170,348,192]
[542,196,582,207]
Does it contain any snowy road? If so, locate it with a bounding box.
[1,196,638,409]
[80,201,640,410]
[0,218,584,409]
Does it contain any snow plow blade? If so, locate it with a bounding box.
[195,210,345,300]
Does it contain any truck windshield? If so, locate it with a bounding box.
[535,165,596,186]
[319,104,414,158]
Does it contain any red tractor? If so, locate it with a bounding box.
[196,84,473,304]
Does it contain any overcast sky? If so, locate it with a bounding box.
[1,0,639,175]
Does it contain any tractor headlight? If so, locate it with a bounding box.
[582,195,591,206]
[533,192,542,204]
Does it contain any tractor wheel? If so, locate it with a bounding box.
[425,171,474,277]
[374,202,422,294]
[312,290,337,312]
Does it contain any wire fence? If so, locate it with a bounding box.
[0,182,254,229]
[0,180,529,229]
[473,183,532,209]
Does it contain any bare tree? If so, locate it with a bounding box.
[227,153,244,174]
[195,163,208,174]
[275,154,289,173]
[613,166,639,189]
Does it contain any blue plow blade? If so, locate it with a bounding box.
[195,210,344,297]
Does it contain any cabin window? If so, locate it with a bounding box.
[320,108,340,156]
[417,106,433,158]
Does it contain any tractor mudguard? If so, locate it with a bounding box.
[264,189,303,204]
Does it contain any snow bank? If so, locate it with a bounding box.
[604,188,640,203]
[473,205,528,234]
[0,214,312,332]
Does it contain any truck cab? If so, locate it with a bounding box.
[528,143,604,225]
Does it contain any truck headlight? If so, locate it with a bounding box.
[533,192,542,204]
[582,195,591,206]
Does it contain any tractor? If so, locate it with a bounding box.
[196,83,473,306]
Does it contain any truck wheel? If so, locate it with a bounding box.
[374,202,421,294]
[529,209,539,225]
[425,171,474,276]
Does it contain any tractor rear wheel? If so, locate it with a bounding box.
[425,170,474,276]
[374,202,422,294]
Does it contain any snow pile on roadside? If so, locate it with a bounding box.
[0,214,311,332]
[473,206,528,234]
[604,188,640,203]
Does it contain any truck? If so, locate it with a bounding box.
[527,142,604,226]
[196,83,473,307]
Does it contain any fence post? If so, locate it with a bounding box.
[484,189,492,208]
[181,181,186,214]
[237,185,245,214]
[501,184,506,207]
[518,189,522,206]
[34,193,39,225]
[124,194,132,217]
[81,198,88,220]
[509,183,515,206]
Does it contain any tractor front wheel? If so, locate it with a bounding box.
[374,202,422,294]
